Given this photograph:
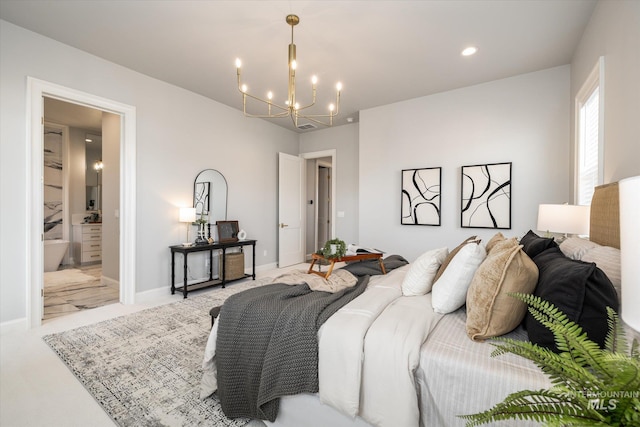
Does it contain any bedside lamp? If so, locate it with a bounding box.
[620,175,640,332]
[537,204,590,240]
[179,207,196,246]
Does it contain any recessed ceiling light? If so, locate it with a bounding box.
[461,46,478,56]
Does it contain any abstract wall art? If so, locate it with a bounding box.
[461,162,512,229]
[401,167,441,226]
[44,126,63,240]
[193,181,210,220]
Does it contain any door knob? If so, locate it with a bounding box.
[280,223,289,228]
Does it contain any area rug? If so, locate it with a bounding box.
[43,278,272,427]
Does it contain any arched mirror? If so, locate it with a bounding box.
[193,169,228,224]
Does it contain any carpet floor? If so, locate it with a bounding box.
[43,278,271,427]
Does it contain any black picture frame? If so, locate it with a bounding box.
[401,167,441,226]
[216,220,239,243]
[461,162,512,229]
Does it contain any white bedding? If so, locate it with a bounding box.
[417,308,550,426]
[319,265,443,426]
[201,264,551,427]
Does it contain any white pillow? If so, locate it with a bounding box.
[431,242,487,313]
[401,247,449,296]
[559,237,599,260]
[581,245,621,300]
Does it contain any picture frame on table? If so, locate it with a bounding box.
[216,220,239,243]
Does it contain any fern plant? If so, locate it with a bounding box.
[460,293,640,426]
[319,238,347,260]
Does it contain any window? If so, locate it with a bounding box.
[575,57,604,206]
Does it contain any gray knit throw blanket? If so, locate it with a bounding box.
[216,275,369,421]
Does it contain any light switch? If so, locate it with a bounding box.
[337,211,345,218]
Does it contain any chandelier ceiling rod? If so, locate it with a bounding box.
[235,14,342,127]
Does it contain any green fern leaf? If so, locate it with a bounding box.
[461,295,640,426]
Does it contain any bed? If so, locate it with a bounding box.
[201,182,638,427]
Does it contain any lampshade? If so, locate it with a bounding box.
[619,175,640,332]
[537,204,590,235]
[179,207,196,223]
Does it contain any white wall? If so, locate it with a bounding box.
[299,124,360,246]
[0,20,298,325]
[359,66,571,262]
[101,112,120,282]
[570,0,640,186]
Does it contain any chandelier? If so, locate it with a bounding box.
[235,14,342,127]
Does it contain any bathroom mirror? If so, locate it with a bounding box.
[193,169,228,224]
[85,133,102,211]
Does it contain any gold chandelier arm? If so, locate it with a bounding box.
[295,113,335,127]
[296,88,340,117]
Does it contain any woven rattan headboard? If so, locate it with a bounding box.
[590,182,620,249]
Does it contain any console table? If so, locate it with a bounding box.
[169,239,257,298]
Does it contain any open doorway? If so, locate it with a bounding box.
[302,150,336,260]
[27,77,136,328]
[306,159,332,257]
[42,99,120,321]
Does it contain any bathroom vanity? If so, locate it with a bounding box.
[72,223,102,264]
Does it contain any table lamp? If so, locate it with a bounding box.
[537,204,590,240]
[179,207,196,246]
[620,175,640,332]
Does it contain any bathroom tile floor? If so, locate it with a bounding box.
[43,264,119,321]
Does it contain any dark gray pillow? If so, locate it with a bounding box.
[520,230,558,259]
[526,247,619,352]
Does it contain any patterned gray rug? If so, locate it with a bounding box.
[44,278,272,427]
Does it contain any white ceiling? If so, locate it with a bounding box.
[1,0,597,132]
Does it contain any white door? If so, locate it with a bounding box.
[278,152,305,267]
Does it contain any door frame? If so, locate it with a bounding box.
[301,149,337,242]
[314,161,332,252]
[27,77,137,328]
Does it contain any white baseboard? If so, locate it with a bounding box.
[102,275,119,287]
[0,317,28,336]
[135,286,170,304]
[135,276,214,304]
[135,263,279,304]
[256,262,278,273]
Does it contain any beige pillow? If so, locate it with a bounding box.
[485,232,505,254]
[466,238,539,341]
[433,236,478,283]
